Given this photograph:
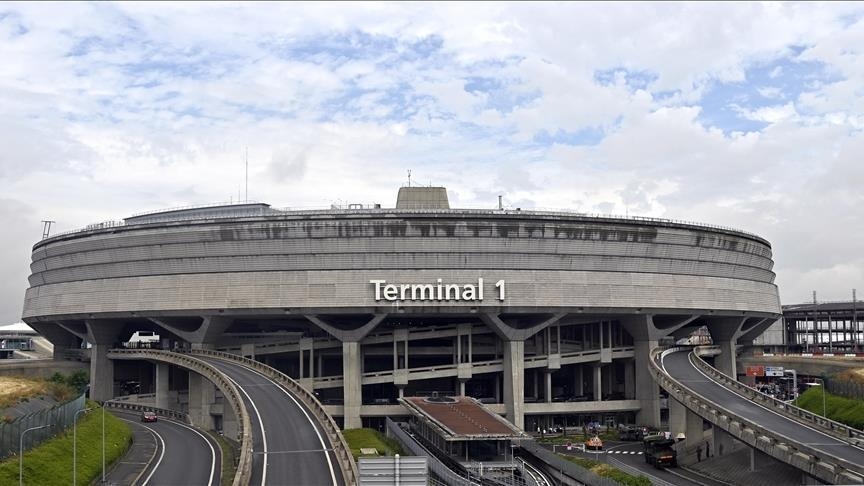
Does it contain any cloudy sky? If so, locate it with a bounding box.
[2,2,863,324]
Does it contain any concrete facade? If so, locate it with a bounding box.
[23,188,781,430]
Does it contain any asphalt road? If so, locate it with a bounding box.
[201,358,344,486]
[114,411,220,486]
[662,349,864,470]
[603,442,729,486]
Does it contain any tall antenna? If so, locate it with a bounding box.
[245,147,249,202]
[407,169,412,187]
[41,220,55,239]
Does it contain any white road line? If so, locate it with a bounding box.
[241,365,339,486]
[135,422,166,486]
[164,418,218,486]
[226,374,269,486]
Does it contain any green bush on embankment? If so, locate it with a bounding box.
[795,386,864,430]
[559,454,652,486]
[0,401,132,486]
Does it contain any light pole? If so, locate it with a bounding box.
[73,407,92,486]
[815,378,827,418]
[20,424,51,486]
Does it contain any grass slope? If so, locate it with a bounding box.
[0,401,132,486]
[343,428,404,460]
[795,386,864,430]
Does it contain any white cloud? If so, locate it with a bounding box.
[2,2,864,322]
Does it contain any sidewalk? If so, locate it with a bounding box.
[684,448,802,486]
[98,413,157,486]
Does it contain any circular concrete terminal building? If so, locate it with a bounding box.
[23,187,781,430]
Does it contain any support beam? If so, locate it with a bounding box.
[342,341,362,429]
[706,317,748,378]
[503,340,525,429]
[155,362,170,410]
[85,320,122,402]
[306,314,386,342]
[149,316,231,348]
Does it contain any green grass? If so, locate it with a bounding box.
[342,428,404,460]
[795,386,864,430]
[0,400,132,486]
[211,432,237,486]
[559,454,652,486]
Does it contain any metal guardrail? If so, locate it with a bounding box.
[689,347,864,444]
[103,401,189,422]
[649,346,864,485]
[188,348,359,486]
[107,349,253,486]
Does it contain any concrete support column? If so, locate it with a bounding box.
[222,397,239,441]
[342,341,362,429]
[624,359,635,399]
[85,320,122,402]
[668,398,686,440]
[575,365,584,396]
[459,380,466,397]
[545,371,552,403]
[713,427,736,457]
[633,340,660,427]
[685,408,704,455]
[503,340,525,429]
[188,372,216,430]
[715,339,737,378]
[593,364,603,401]
[155,362,170,410]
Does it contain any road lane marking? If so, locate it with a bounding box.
[240,366,339,486]
[226,374,269,486]
[165,419,218,486]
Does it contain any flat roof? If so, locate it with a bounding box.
[401,396,523,441]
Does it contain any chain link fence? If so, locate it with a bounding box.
[0,393,86,459]
[827,377,864,401]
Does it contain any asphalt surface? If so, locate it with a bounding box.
[662,349,864,471]
[200,358,344,486]
[602,442,729,486]
[113,410,221,486]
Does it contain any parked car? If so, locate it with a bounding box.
[141,411,158,423]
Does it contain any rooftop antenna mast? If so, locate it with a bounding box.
[407,169,412,187]
[41,220,55,239]
[245,147,249,203]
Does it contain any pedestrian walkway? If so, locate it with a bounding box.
[101,413,157,486]
[685,447,802,486]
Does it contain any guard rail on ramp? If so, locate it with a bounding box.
[188,348,359,486]
[650,346,864,485]
[107,349,253,486]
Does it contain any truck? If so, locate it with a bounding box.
[642,434,677,468]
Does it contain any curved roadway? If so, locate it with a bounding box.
[114,410,220,486]
[661,350,864,470]
[200,358,344,486]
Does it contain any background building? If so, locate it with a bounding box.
[23,187,781,430]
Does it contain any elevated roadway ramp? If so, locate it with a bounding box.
[651,346,864,484]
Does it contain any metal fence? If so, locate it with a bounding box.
[0,393,86,459]
[827,378,864,402]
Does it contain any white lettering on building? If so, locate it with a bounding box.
[370,278,505,302]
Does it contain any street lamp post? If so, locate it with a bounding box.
[73,407,92,486]
[20,424,51,486]
[815,378,827,418]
